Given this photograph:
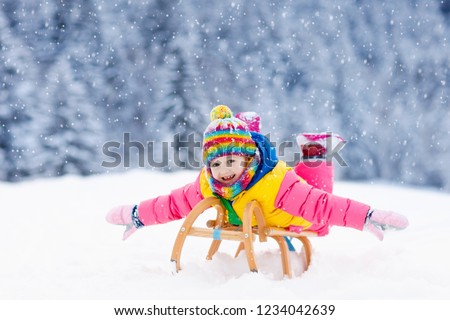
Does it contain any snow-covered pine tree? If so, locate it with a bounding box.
[39,57,105,177]
[0,8,46,181]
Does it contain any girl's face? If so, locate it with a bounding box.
[209,155,249,186]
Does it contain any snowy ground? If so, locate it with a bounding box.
[1,169,450,304]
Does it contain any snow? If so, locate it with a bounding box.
[1,169,449,302]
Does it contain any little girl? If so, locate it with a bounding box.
[106,105,409,241]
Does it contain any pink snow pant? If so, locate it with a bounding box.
[294,160,334,235]
[294,160,334,193]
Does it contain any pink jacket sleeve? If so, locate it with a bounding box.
[275,171,370,231]
[137,174,204,226]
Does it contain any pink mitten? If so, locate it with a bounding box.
[106,205,139,240]
[365,209,409,241]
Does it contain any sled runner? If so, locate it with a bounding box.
[170,197,316,278]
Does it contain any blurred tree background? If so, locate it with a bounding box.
[1,0,449,190]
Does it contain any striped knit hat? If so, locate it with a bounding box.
[203,105,257,166]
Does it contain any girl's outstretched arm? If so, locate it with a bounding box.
[275,170,408,240]
[275,170,370,231]
[106,174,203,240]
[138,174,204,225]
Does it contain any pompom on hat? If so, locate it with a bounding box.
[203,105,257,166]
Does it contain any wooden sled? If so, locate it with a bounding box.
[170,197,316,278]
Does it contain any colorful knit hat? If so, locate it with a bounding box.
[203,105,257,166]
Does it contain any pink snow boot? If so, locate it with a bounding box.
[294,133,345,193]
[106,204,141,240]
[364,209,409,241]
[296,132,345,160]
[235,111,261,132]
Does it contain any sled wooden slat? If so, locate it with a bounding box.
[264,228,318,238]
[188,227,255,241]
[170,197,315,278]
